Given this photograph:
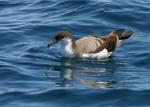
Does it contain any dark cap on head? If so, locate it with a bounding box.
[54,31,72,41]
[47,31,72,48]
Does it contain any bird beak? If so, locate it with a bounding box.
[47,39,57,48]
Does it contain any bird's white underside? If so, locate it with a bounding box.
[82,49,112,59]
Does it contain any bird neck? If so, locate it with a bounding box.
[60,38,76,58]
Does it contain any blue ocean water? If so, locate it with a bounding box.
[0,0,150,106]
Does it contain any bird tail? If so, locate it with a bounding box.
[113,28,134,40]
[112,28,134,47]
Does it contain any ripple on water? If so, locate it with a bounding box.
[0,0,150,107]
[1,89,150,107]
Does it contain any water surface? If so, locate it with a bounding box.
[0,0,150,106]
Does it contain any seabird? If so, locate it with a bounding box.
[47,29,133,59]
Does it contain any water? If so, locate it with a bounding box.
[0,0,150,106]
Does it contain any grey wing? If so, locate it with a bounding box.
[75,36,104,54]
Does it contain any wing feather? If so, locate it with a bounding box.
[75,36,104,54]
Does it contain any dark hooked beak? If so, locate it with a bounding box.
[47,39,57,48]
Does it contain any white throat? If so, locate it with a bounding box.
[60,38,75,58]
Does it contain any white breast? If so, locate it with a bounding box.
[60,39,75,58]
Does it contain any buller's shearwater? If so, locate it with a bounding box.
[47,29,133,59]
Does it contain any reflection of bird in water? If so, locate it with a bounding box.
[46,58,120,88]
[81,79,118,88]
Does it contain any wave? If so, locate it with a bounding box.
[1,89,150,106]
